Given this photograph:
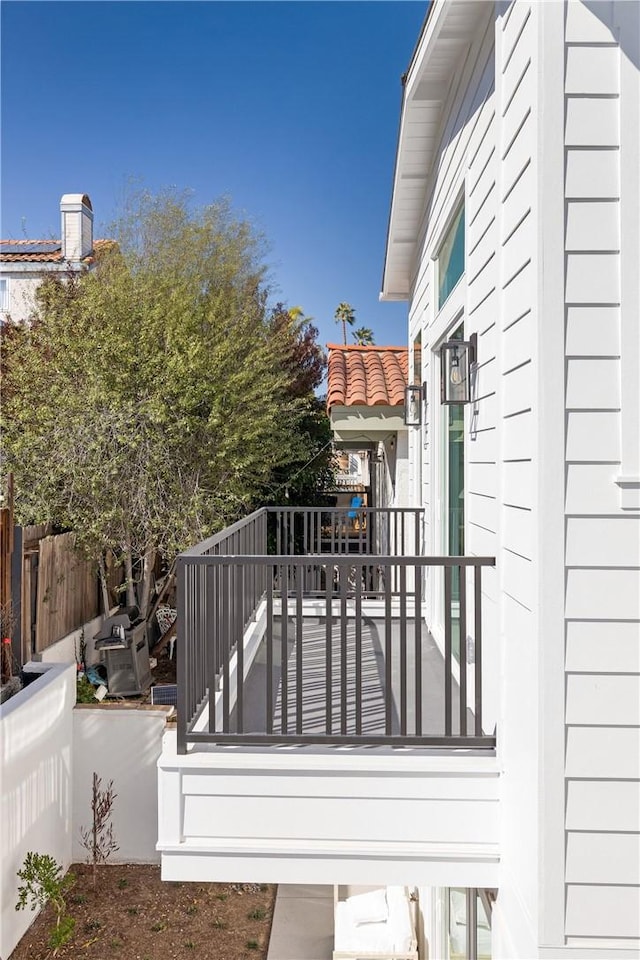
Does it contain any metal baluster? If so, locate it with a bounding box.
[340,562,348,735]
[236,564,244,733]
[474,565,483,737]
[222,563,230,733]
[444,564,452,737]
[207,563,216,734]
[266,565,273,735]
[385,564,392,736]
[325,565,333,735]
[281,563,288,734]
[400,564,407,736]
[459,564,467,737]
[355,562,362,737]
[296,569,303,734]
[414,563,422,737]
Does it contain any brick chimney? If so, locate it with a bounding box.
[60,194,93,261]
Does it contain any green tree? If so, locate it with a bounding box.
[352,326,375,346]
[334,301,355,345]
[2,189,317,614]
[263,304,335,506]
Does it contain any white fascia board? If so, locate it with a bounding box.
[330,405,406,438]
[0,261,83,275]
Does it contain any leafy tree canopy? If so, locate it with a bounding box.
[2,189,332,610]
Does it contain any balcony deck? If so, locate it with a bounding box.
[231,615,473,739]
[158,507,499,886]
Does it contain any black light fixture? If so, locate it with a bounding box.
[440,333,477,405]
[404,382,425,426]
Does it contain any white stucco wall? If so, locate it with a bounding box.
[0,272,44,325]
[72,705,170,866]
[0,665,170,958]
[0,662,75,960]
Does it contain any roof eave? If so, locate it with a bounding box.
[381,0,487,301]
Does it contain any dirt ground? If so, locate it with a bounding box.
[12,864,276,960]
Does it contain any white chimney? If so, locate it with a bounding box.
[60,194,93,261]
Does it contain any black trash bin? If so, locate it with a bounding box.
[94,608,152,696]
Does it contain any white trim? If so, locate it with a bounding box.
[616,1,640,510]
[536,0,567,946]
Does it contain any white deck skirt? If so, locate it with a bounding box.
[157,733,500,887]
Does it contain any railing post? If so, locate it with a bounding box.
[176,557,187,755]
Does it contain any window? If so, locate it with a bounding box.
[437,203,465,310]
[448,888,493,959]
[0,278,8,311]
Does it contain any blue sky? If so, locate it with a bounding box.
[1,1,426,350]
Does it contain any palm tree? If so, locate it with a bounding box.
[334,302,355,345]
[353,326,375,346]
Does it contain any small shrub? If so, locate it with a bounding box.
[151,920,168,932]
[246,939,260,950]
[215,892,228,902]
[110,937,124,949]
[185,941,195,950]
[212,917,227,929]
[186,903,198,915]
[15,853,76,953]
[117,877,128,890]
[72,892,87,905]
[127,907,139,916]
[248,907,267,921]
[85,919,102,931]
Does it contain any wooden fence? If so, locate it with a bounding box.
[33,533,99,652]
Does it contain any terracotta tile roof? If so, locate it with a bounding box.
[327,344,408,410]
[0,238,114,263]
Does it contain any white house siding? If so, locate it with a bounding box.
[405,5,539,953]
[0,272,42,325]
[561,0,640,948]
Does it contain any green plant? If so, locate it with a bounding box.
[15,853,76,954]
[151,920,168,932]
[215,892,227,902]
[85,919,102,931]
[185,941,195,950]
[79,773,119,886]
[246,939,260,950]
[110,937,124,948]
[248,907,266,921]
[127,907,139,916]
[117,878,128,889]
[186,903,198,915]
[76,674,97,703]
[212,917,227,929]
[72,892,87,905]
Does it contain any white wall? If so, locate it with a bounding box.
[0,663,170,958]
[0,662,75,960]
[0,273,43,325]
[73,705,170,865]
[560,0,640,948]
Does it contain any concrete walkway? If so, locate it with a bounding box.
[267,885,334,960]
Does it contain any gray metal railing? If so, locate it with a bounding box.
[176,507,496,753]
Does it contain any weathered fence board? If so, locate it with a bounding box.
[35,533,99,652]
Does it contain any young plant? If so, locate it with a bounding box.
[15,852,76,953]
[79,772,119,886]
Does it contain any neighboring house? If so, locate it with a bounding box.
[327,343,410,510]
[155,3,639,960]
[0,193,108,324]
[380,0,640,957]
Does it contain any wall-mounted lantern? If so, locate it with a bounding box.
[440,333,477,405]
[404,383,425,426]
